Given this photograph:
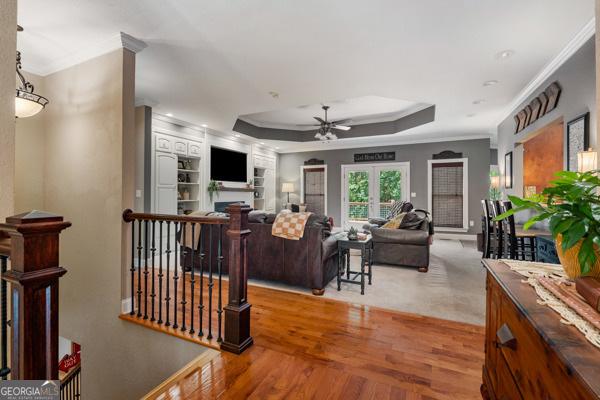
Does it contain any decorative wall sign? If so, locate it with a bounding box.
[304,158,325,165]
[354,152,395,162]
[566,112,590,171]
[504,152,513,189]
[514,81,562,134]
[432,150,463,159]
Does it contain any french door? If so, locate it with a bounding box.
[341,162,410,229]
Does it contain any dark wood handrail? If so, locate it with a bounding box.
[123,209,229,225]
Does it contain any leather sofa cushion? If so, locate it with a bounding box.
[371,227,429,245]
[248,211,267,223]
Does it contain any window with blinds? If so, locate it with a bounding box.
[303,167,326,215]
[431,161,465,229]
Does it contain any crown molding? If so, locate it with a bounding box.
[276,133,492,153]
[28,32,147,77]
[496,17,595,125]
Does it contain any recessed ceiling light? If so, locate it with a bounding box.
[473,99,486,105]
[234,134,241,138]
[495,49,515,60]
[201,123,208,128]
[483,80,499,87]
[260,142,265,145]
[275,147,280,149]
[166,113,173,117]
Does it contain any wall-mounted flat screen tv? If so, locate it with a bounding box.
[210,147,247,182]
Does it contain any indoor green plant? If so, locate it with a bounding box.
[496,170,600,278]
[207,180,220,202]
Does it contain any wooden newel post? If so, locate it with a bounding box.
[222,203,253,354]
[0,211,71,380]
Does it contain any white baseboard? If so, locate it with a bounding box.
[435,233,477,241]
[121,297,133,314]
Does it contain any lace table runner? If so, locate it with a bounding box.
[501,259,600,349]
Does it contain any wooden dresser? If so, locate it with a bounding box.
[481,260,600,400]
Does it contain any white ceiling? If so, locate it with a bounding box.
[239,95,429,130]
[16,0,596,152]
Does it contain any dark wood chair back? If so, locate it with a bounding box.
[500,201,518,259]
[487,200,503,258]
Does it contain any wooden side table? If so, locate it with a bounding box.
[337,235,373,295]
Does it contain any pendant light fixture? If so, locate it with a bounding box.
[15,25,49,118]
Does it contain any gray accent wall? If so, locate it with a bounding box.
[497,36,596,199]
[278,138,490,235]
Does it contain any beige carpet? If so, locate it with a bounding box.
[249,238,486,326]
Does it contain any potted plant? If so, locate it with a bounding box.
[347,226,359,241]
[496,170,600,278]
[207,180,220,202]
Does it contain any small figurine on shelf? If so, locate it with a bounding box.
[182,188,190,200]
[347,226,359,241]
[185,173,191,183]
[185,160,193,170]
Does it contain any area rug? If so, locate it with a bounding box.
[249,238,486,325]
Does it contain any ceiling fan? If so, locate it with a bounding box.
[303,105,351,141]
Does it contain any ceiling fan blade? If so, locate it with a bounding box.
[296,123,321,127]
[313,116,326,124]
[332,125,351,131]
[332,119,352,125]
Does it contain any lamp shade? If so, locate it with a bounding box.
[577,148,597,173]
[15,94,44,118]
[281,183,294,193]
[490,176,500,189]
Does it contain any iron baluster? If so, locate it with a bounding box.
[189,223,196,335]
[180,222,187,332]
[0,255,10,379]
[217,225,223,343]
[143,220,149,319]
[136,219,142,318]
[173,222,179,329]
[206,225,213,339]
[130,220,135,315]
[198,224,205,337]
[165,222,171,327]
[150,220,156,322]
[158,221,164,324]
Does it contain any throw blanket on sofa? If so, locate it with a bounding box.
[272,211,313,240]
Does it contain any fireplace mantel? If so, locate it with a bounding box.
[219,186,255,193]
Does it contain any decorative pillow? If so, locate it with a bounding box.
[382,213,406,229]
[291,203,300,212]
[399,212,426,230]
[387,201,414,219]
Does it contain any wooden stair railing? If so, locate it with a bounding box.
[0,210,71,380]
[121,203,253,354]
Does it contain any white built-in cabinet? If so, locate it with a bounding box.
[153,131,203,215]
[253,153,276,212]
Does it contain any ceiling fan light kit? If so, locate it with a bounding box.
[309,105,351,141]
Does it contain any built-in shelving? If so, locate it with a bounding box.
[177,155,201,214]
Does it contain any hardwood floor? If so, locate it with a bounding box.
[124,272,485,399]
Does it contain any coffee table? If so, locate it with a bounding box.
[336,234,373,295]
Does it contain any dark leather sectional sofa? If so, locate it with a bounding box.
[180,212,338,295]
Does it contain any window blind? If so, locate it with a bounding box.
[431,162,464,228]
